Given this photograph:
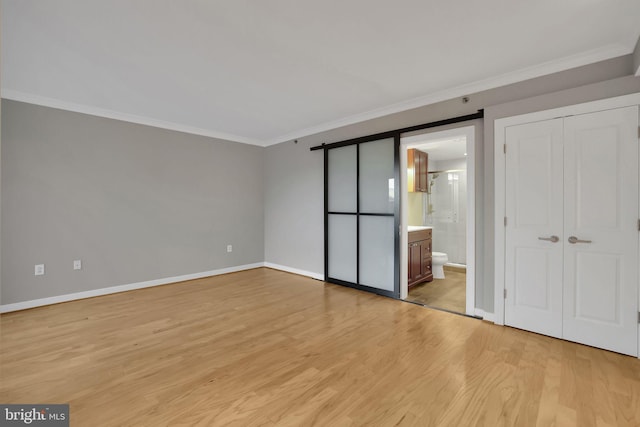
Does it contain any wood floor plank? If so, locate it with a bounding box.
[407,269,466,313]
[2,267,640,426]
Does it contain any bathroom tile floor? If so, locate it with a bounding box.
[407,267,466,314]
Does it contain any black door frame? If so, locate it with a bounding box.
[312,110,484,299]
[323,136,401,298]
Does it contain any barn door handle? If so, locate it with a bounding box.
[538,235,559,243]
[568,236,592,244]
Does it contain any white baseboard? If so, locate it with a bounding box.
[474,309,496,323]
[263,262,324,281]
[0,263,264,313]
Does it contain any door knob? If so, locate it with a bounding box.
[568,236,592,244]
[538,235,559,243]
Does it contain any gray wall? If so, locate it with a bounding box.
[263,140,324,274]
[1,100,264,304]
[264,54,640,313]
[3,55,639,311]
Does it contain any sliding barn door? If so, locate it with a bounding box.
[326,137,399,297]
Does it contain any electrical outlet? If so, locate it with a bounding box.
[227,245,233,253]
[35,264,45,276]
[73,260,82,270]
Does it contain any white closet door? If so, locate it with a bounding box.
[504,119,564,338]
[562,106,639,356]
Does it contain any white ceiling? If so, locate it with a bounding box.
[3,1,640,147]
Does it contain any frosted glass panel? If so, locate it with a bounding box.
[359,216,395,291]
[328,215,357,282]
[360,138,395,214]
[328,146,357,212]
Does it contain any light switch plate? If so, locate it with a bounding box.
[35,264,45,276]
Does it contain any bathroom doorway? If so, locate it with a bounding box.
[400,126,475,315]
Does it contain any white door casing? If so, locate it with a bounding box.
[400,125,476,314]
[562,106,639,356]
[504,119,564,338]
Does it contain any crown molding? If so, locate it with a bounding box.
[0,89,265,146]
[263,44,631,146]
[2,44,631,147]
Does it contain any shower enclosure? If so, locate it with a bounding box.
[425,169,467,265]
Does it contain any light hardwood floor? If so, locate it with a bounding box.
[2,267,640,426]
[407,268,466,313]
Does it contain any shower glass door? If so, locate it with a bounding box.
[326,136,400,297]
[426,170,467,264]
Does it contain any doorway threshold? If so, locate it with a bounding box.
[402,299,482,320]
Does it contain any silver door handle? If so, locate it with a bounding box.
[568,236,592,244]
[538,235,559,243]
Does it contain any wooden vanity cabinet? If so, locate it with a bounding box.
[408,228,433,289]
[408,149,429,193]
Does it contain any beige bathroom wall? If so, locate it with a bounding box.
[407,192,424,225]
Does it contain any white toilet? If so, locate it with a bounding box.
[431,252,448,279]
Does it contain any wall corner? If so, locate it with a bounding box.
[633,35,640,76]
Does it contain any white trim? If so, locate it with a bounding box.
[0,90,265,147]
[2,44,630,148]
[400,125,476,316]
[494,118,507,326]
[399,143,409,300]
[474,309,495,323]
[465,127,476,316]
[493,92,640,326]
[263,262,324,281]
[0,263,264,313]
[494,93,640,129]
[264,44,629,146]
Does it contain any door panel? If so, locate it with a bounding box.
[573,126,619,229]
[562,106,639,356]
[328,215,357,282]
[514,247,551,310]
[574,252,620,323]
[419,151,428,192]
[504,118,564,338]
[409,243,421,282]
[359,138,395,214]
[328,145,357,212]
[360,216,395,291]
